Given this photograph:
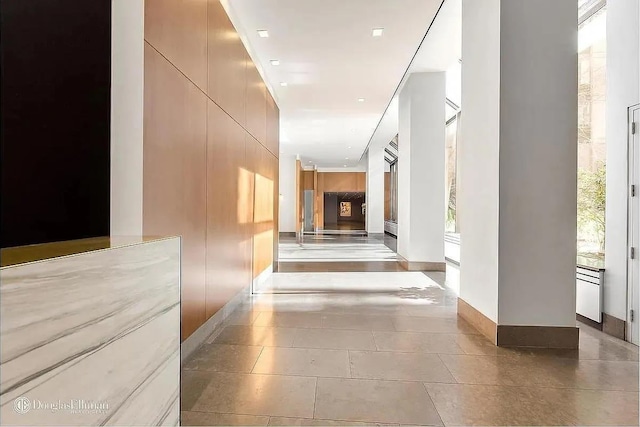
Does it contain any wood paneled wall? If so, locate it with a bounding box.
[144,0,279,340]
[314,172,366,230]
[303,171,315,190]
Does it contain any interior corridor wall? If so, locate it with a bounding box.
[111,0,144,236]
[604,0,640,322]
[279,155,297,233]
[366,147,385,234]
[144,0,279,340]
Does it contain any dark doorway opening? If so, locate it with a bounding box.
[324,192,366,231]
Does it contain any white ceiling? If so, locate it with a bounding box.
[223,0,443,168]
[366,0,462,155]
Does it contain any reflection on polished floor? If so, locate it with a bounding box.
[182,264,639,426]
[278,234,397,263]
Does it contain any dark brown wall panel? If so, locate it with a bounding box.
[1,0,111,248]
[143,44,208,340]
[205,101,253,317]
[208,0,247,126]
[145,0,208,91]
[245,59,267,145]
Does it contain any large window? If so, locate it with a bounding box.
[577,2,607,263]
[389,160,398,223]
[445,61,461,233]
[445,115,459,233]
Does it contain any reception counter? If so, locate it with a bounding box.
[0,236,181,426]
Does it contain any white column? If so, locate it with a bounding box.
[110,0,144,236]
[397,72,446,271]
[459,0,578,347]
[366,146,385,235]
[278,154,297,233]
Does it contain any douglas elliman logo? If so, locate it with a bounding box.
[13,396,109,415]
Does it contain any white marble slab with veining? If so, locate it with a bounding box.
[0,237,181,426]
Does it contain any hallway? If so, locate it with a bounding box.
[182,245,639,426]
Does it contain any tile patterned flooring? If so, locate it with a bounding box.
[182,268,640,426]
[278,235,397,263]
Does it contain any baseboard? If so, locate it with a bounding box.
[577,313,603,331]
[458,298,497,343]
[253,265,273,291]
[367,232,385,238]
[398,255,446,272]
[458,297,579,349]
[496,325,579,349]
[602,313,626,340]
[445,257,460,266]
[279,232,296,238]
[180,283,251,364]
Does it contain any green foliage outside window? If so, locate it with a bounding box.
[577,163,606,260]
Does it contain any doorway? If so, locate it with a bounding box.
[628,104,639,345]
[323,192,366,231]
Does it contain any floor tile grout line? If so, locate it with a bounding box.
[435,353,460,385]
[220,323,483,335]
[422,382,447,427]
[209,342,474,354]
[249,346,265,374]
[311,377,318,419]
[184,367,639,392]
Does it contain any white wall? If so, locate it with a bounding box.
[397,72,446,263]
[604,0,640,320]
[366,147,385,234]
[278,154,297,233]
[458,0,501,322]
[110,0,145,236]
[497,0,577,327]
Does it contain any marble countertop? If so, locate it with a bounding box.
[1,236,176,268]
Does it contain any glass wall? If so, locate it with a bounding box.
[577,3,607,263]
[389,160,398,223]
[445,115,459,232]
[445,61,461,233]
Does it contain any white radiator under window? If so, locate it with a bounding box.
[576,266,604,323]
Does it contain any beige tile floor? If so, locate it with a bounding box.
[182,270,639,426]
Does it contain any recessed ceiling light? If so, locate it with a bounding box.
[372,28,384,37]
[270,59,280,66]
[257,30,269,38]
[344,165,347,167]
[280,82,288,87]
[357,98,365,102]
[348,146,352,149]
[345,157,349,160]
